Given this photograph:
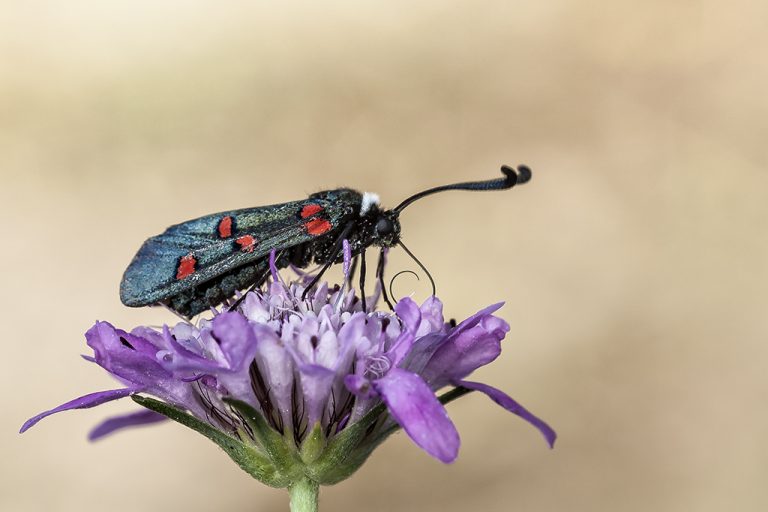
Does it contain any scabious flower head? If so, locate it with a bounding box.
[22,250,555,492]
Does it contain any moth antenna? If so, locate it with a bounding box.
[389,270,420,303]
[397,240,436,297]
[393,164,532,214]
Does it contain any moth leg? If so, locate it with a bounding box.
[300,257,336,300]
[359,248,367,313]
[160,302,196,322]
[301,221,356,301]
[228,251,283,312]
[377,247,394,310]
[227,267,268,312]
[346,255,359,289]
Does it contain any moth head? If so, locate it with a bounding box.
[359,192,400,246]
[373,211,401,247]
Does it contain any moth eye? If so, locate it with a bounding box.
[375,218,394,236]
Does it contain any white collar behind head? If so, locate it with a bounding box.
[360,192,380,216]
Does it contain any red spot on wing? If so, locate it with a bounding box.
[304,218,332,236]
[300,204,324,218]
[236,235,257,252]
[218,216,232,238]
[177,254,197,280]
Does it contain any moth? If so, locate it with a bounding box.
[120,165,532,317]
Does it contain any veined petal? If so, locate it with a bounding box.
[456,380,556,448]
[294,316,321,362]
[313,330,340,368]
[129,326,168,350]
[336,313,366,355]
[416,296,445,337]
[452,302,505,336]
[212,312,259,372]
[298,364,336,427]
[385,298,421,366]
[400,332,446,376]
[250,324,296,426]
[241,291,271,322]
[344,374,377,399]
[374,368,460,463]
[395,298,421,334]
[88,409,167,441]
[385,331,414,368]
[20,387,139,433]
[86,322,171,385]
[158,325,225,373]
[422,314,509,387]
[403,304,506,381]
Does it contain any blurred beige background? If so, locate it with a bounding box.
[3,1,767,511]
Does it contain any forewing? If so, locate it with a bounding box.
[120,194,355,306]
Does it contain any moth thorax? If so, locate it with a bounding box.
[360,192,381,216]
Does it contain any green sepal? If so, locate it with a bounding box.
[300,423,326,465]
[131,395,288,487]
[312,441,378,485]
[224,398,302,480]
[306,403,386,485]
[132,388,477,489]
[311,386,475,485]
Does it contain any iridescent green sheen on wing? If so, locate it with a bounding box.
[120,191,360,309]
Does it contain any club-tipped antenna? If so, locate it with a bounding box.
[397,240,436,297]
[392,164,532,214]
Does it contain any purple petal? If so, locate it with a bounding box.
[400,332,447,376]
[116,328,164,357]
[402,303,507,380]
[20,387,138,433]
[422,314,509,387]
[212,312,259,372]
[456,380,556,448]
[88,409,167,441]
[337,313,365,352]
[374,368,460,463]
[385,331,414,369]
[386,298,421,366]
[246,324,296,426]
[416,296,445,337]
[269,249,279,281]
[298,364,336,426]
[86,322,171,385]
[129,326,168,348]
[158,325,223,373]
[395,297,421,334]
[344,374,377,399]
[452,302,505,335]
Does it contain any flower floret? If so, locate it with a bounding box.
[22,261,555,476]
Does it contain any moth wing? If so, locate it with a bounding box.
[120,195,355,306]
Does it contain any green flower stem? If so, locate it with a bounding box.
[289,478,319,512]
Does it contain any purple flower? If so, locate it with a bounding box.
[21,252,554,484]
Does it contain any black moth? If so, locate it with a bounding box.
[120,165,532,318]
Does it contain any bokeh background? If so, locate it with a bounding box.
[3,1,767,511]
